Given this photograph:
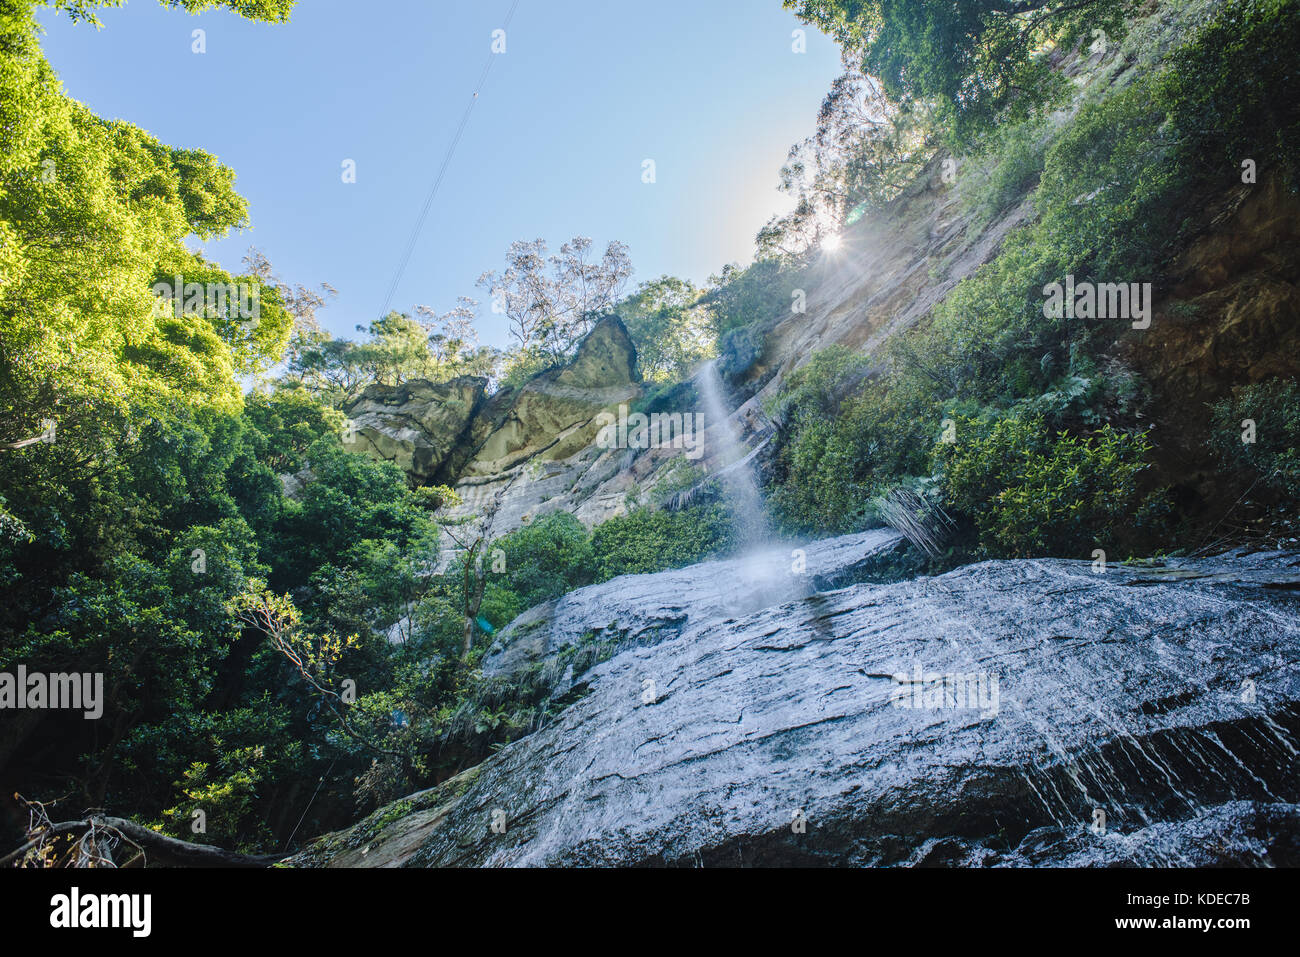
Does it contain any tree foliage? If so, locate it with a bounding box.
[785,0,1139,140]
[51,0,295,25]
[616,275,715,382]
[477,236,633,363]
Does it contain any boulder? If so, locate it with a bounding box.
[460,316,640,477]
[344,377,486,485]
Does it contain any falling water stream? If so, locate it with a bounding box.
[695,360,802,614]
[696,360,769,549]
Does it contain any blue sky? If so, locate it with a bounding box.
[36,0,842,348]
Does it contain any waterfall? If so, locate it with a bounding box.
[693,360,804,617]
[696,359,771,550]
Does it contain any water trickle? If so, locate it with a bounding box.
[695,360,803,616]
[696,359,770,551]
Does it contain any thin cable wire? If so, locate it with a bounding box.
[285,755,339,851]
[379,0,522,318]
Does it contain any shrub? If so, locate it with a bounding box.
[935,414,1165,557]
[768,348,935,534]
[271,439,435,590]
[1159,0,1300,192]
[590,505,734,580]
[494,511,596,608]
[1209,378,1300,503]
[958,112,1055,228]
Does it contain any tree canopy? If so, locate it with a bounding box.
[785,0,1139,139]
[52,0,295,25]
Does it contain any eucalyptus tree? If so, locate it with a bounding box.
[477,237,633,364]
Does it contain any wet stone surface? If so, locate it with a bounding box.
[295,548,1300,867]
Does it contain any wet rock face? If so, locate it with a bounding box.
[297,548,1300,867]
[1129,176,1300,410]
[481,529,917,691]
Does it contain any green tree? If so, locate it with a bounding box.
[785,0,1138,140]
[270,438,437,590]
[242,385,346,474]
[492,511,595,609]
[617,276,715,382]
[52,0,295,25]
[703,260,803,335]
[1,0,292,448]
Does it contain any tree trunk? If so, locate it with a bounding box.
[3,816,284,868]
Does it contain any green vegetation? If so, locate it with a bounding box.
[703,259,806,334]
[935,414,1165,556]
[590,505,735,579]
[767,347,931,533]
[286,309,497,409]
[955,112,1054,229]
[768,0,1300,558]
[1210,379,1300,503]
[489,512,596,609]
[0,0,293,431]
[4,0,1298,861]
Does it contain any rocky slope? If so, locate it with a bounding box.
[480,528,918,697]
[337,1,1298,552]
[293,545,1300,867]
[1122,173,1300,509]
[334,153,1041,557]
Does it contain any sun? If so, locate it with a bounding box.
[822,232,843,253]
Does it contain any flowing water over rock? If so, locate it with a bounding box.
[696,359,772,550]
[295,547,1300,868]
[481,528,917,695]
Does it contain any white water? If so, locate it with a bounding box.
[696,360,771,551]
[694,360,805,616]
